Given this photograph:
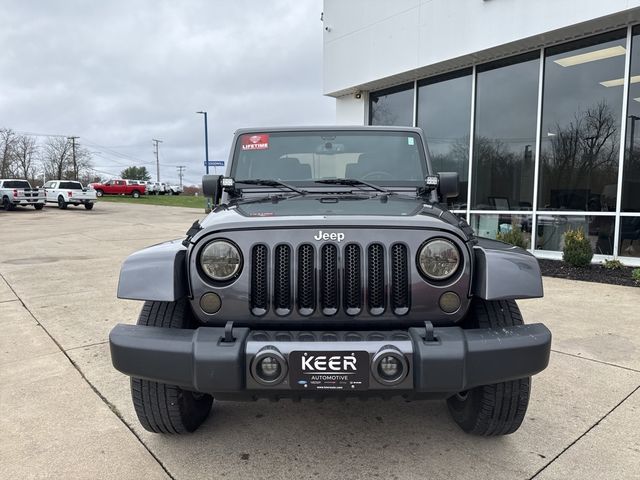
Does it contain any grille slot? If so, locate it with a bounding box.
[367,243,385,315]
[273,245,292,315]
[320,244,339,315]
[343,244,362,315]
[391,243,410,315]
[297,244,315,315]
[250,245,268,316]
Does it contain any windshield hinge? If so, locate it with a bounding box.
[182,220,202,247]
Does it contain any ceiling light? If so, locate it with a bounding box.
[600,75,640,87]
[554,46,626,67]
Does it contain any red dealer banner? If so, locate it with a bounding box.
[241,134,269,150]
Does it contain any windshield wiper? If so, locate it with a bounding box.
[235,179,307,195]
[314,178,391,193]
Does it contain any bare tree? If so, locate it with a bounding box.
[67,145,93,180]
[42,137,71,180]
[13,135,38,181]
[540,101,619,209]
[1,128,17,177]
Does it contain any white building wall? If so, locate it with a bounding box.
[323,0,640,98]
[334,92,368,124]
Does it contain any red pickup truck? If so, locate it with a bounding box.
[90,179,145,198]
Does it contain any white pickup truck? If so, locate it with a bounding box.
[167,184,183,195]
[0,179,46,211]
[43,180,97,210]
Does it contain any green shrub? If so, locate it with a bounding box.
[562,228,593,267]
[603,259,624,270]
[496,225,528,249]
[633,268,640,286]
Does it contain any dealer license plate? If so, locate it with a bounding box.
[289,351,369,391]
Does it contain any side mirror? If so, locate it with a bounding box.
[438,172,459,199]
[202,175,222,205]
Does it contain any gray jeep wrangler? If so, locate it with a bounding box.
[110,126,551,436]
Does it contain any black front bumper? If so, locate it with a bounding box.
[109,323,551,398]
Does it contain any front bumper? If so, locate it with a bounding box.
[109,323,551,397]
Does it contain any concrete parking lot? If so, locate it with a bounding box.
[1,202,639,480]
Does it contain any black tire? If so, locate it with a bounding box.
[130,300,213,434]
[3,197,15,211]
[132,190,140,198]
[34,204,44,210]
[84,202,94,210]
[447,299,531,436]
[57,196,68,209]
[95,189,104,197]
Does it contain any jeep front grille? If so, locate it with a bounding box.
[249,242,409,317]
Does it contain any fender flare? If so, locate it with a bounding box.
[117,240,189,301]
[472,238,543,300]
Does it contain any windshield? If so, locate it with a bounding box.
[231,131,426,184]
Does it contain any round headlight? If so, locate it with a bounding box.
[418,239,460,281]
[200,240,242,281]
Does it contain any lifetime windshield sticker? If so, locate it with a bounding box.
[241,134,269,150]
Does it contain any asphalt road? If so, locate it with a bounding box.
[1,202,639,480]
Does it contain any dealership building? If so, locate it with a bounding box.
[322,0,640,264]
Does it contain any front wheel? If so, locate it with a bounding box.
[95,189,104,197]
[3,197,15,211]
[130,300,213,434]
[131,190,140,198]
[446,299,531,436]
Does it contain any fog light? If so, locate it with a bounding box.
[200,292,222,314]
[251,347,287,386]
[439,291,461,314]
[258,356,281,379]
[379,356,401,379]
[372,347,408,386]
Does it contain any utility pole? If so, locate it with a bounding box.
[176,165,186,189]
[68,136,79,180]
[152,139,162,182]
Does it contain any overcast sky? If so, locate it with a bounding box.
[0,0,334,185]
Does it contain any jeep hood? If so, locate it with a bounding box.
[193,194,473,243]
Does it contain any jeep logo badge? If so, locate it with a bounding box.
[313,230,345,242]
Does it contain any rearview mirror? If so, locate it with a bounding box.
[202,175,222,205]
[438,172,459,199]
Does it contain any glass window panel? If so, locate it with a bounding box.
[369,84,414,127]
[622,26,640,212]
[539,31,626,212]
[417,70,472,209]
[618,216,640,257]
[535,215,615,255]
[471,213,533,249]
[472,54,539,211]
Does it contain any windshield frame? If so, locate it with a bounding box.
[228,128,431,188]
